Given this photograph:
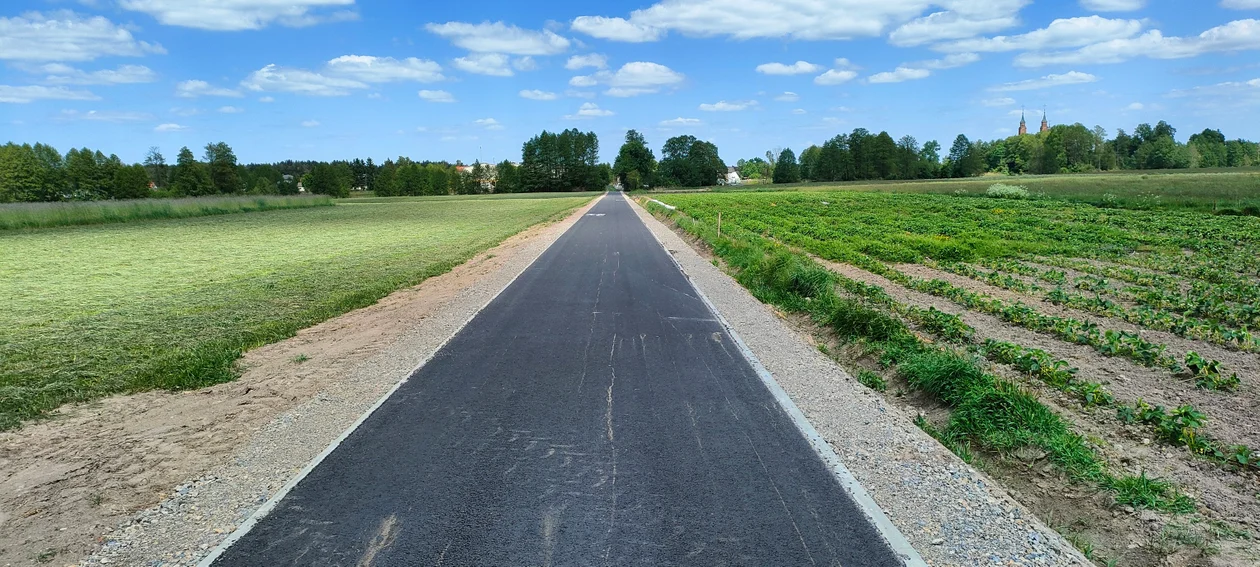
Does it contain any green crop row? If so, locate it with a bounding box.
[644,198,1197,513]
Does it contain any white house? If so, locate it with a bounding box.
[724,166,742,186]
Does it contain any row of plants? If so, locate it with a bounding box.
[1044,253,1260,314]
[644,198,1197,513]
[802,244,1258,476]
[941,260,1260,352]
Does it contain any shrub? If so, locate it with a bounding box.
[986,183,1030,200]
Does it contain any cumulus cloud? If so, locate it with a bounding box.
[176,80,243,98]
[218,106,244,113]
[566,54,608,70]
[154,123,187,132]
[660,117,701,126]
[32,63,157,85]
[775,91,800,102]
[519,89,558,100]
[571,0,1027,42]
[241,65,367,96]
[453,53,514,76]
[755,61,823,75]
[698,100,757,111]
[1222,0,1260,7]
[0,11,165,62]
[571,62,684,97]
[325,55,445,83]
[1014,19,1260,67]
[889,0,1029,47]
[564,102,614,119]
[118,0,358,31]
[1125,102,1145,110]
[937,16,1145,53]
[418,89,456,103]
[426,21,570,55]
[991,71,1098,91]
[474,117,504,130]
[815,70,858,85]
[512,57,538,71]
[570,16,663,42]
[867,53,979,83]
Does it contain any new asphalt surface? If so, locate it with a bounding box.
[211,193,905,566]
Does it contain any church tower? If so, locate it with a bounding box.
[1018,110,1027,136]
[1040,109,1049,133]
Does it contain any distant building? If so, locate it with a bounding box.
[723,166,742,186]
[1040,110,1050,133]
[1018,109,1050,135]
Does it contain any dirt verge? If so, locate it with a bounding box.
[0,197,599,567]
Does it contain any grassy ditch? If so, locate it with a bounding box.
[0,195,593,429]
[0,195,334,230]
[644,199,1196,513]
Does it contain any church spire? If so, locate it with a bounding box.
[1040,106,1049,133]
[1018,107,1028,136]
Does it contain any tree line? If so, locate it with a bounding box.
[757,121,1260,185]
[612,130,729,189]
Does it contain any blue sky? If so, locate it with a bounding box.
[2,0,1258,165]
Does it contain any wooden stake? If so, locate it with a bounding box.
[717,212,722,238]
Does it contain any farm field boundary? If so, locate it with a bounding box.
[0,196,601,567]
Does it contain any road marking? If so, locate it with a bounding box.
[631,198,928,567]
[197,194,607,567]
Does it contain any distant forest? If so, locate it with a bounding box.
[2,119,1257,202]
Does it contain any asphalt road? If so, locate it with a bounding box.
[211,193,905,566]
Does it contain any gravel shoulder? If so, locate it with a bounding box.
[628,199,1090,566]
[0,196,598,567]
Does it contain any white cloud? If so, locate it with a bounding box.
[519,89,558,100]
[453,53,514,76]
[867,52,979,83]
[325,55,445,83]
[56,109,151,122]
[418,89,456,103]
[259,96,275,103]
[982,97,1016,106]
[889,0,1029,47]
[118,0,357,31]
[775,91,800,102]
[0,84,100,103]
[570,16,663,42]
[154,123,187,132]
[0,11,165,62]
[565,89,596,99]
[218,105,244,113]
[1014,19,1260,67]
[791,108,807,114]
[991,71,1098,91]
[425,21,570,55]
[564,102,614,119]
[755,61,823,75]
[938,16,1145,53]
[474,117,504,130]
[815,69,858,85]
[512,57,538,71]
[572,1,1028,42]
[240,64,367,96]
[660,117,701,126]
[566,54,608,70]
[1125,102,1144,110]
[1169,78,1260,99]
[569,75,600,87]
[1080,0,1145,10]
[868,67,932,83]
[698,100,757,111]
[176,80,243,98]
[1222,0,1260,7]
[32,63,157,85]
[169,107,201,117]
[301,120,321,127]
[603,62,684,97]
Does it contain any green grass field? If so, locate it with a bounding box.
[0,195,334,230]
[0,194,594,429]
[696,170,1260,213]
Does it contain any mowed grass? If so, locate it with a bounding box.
[704,170,1260,213]
[0,195,334,230]
[0,194,593,429]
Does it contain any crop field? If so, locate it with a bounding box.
[645,191,1260,565]
[0,195,334,230]
[0,194,593,430]
[710,170,1260,213]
